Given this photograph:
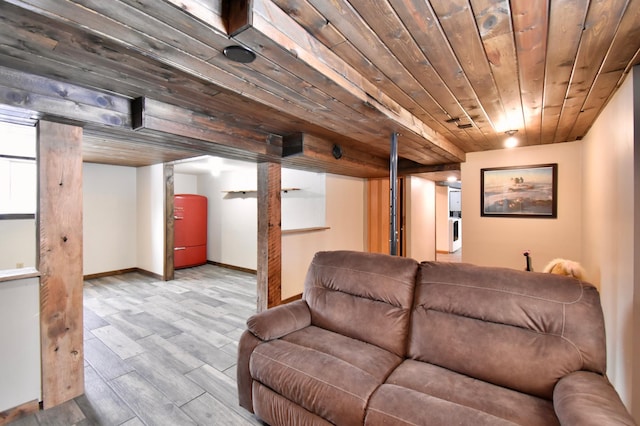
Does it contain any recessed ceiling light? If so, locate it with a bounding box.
[223,45,256,63]
[504,130,518,148]
[447,176,457,182]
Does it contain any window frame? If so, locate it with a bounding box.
[0,153,37,220]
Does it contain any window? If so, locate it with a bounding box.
[0,157,36,216]
[0,122,36,219]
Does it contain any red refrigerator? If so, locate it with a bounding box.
[174,194,207,269]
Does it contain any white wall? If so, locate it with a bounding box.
[0,219,35,269]
[199,166,258,270]
[282,174,365,299]
[461,141,582,271]
[83,163,137,275]
[196,167,365,299]
[174,173,198,194]
[136,164,165,276]
[405,176,436,261]
[581,68,637,416]
[281,168,326,230]
[0,276,40,412]
[198,165,335,277]
[191,165,366,299]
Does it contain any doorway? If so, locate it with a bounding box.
[435,183,462,262]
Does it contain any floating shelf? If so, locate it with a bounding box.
[282,226,330,235]
[223,187,301,194]
[0,267,41,284]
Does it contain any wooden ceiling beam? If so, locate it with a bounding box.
[3,0,464,165]
[134,97,283,158]
[398,160,460,176]
[282,132,389,177]
[304,0,476,145]
[232,0,465,163]
[0,0,321,129]
[0,63,285,165]
[280,0,482,150]
[0,66,131,128]
[82,125,275,167]
[1,0,636,171]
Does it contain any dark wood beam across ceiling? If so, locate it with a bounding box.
[228,0,466,164]
[0,0,637,178]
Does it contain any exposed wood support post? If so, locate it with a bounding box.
[164,164,175,281]
[390,132,398,256]
[37,120,84,409]
[257,162,281,312]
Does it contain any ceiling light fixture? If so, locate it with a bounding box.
[504,130,518,148]
[223,45,256,63]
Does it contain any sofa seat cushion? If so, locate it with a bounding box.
[366,360,559,426]
[365,385,519,426]
[250,326,402,425]
[281,326,402,378]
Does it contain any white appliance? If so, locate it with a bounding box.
[448,217,462,252]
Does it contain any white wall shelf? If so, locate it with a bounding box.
[222,188,301,194]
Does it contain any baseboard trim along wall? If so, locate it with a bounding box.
[84,263,257,281]
[83,268,162,281]
[207,261,257,275]
[83,268,138,280]
[280,293,302,305]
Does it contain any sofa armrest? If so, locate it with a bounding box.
[554,371,636,425]
[246,299,311,341]
[237,300,311,412]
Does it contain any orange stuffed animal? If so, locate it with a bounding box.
[542,258,586,281]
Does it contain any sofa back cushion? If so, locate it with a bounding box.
[409,262,606,399]
[303,251,418,357]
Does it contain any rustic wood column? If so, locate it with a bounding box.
[37,121,84,409]
[164,164,175,281]
[257,162,281,312]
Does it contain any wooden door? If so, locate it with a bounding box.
[367,177,404,255]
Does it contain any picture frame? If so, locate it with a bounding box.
[481,163,557,218]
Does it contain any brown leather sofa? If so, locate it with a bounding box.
[237,250,636,425]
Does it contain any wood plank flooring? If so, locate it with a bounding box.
[9,265,263,426]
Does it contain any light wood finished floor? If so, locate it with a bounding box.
[9,264,263,426]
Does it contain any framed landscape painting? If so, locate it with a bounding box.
[481,163,557,218]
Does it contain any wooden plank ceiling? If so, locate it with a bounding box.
[0,0,638,178]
